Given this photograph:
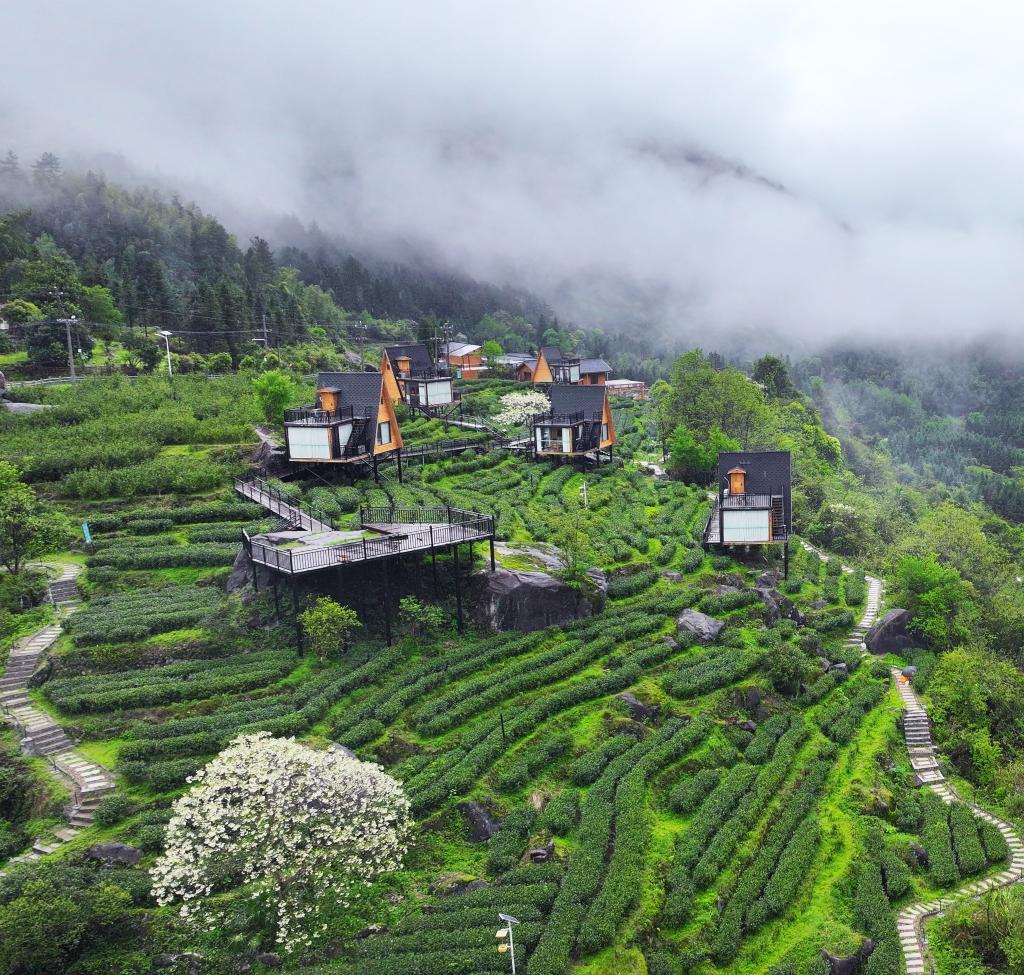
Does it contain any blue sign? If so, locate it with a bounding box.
[82,522,92,545]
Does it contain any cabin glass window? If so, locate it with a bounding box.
[377,421,392,445]
[601,422,609,442]
[427,379,453,405]
[561,427,573,453]
[287,425,332,461]
[722,509,770,543]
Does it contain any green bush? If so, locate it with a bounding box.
[949,803,986,876]
[922,792,960,886]
[537,790,580,835]
[668,767,722,813]
[486,804,536,873]
[92,793,135,826]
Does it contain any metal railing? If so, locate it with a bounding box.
[719,493,778,509]
[234,474,337,531]
[246,507,496,575]
[284,404,356,424]
[533,410,601,426]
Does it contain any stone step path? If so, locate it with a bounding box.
[0,564,115,877]
[892,670,1024,975]
[798,539,884,655]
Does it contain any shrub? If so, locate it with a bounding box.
[537,790,579,836]
[607,567,660,600]
[949,803,987,876]
[486,804,536,873]
[93,793,135,826]
[922,792,960,886]
[567,735,635,786]
[668,767,722,813]
[496,733,573,791]
[978,819,1009,863]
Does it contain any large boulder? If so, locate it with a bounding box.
[473,568,594,632]
[754,587,804,625]
[458,801,500,842]
[676,608,725,645]
[618,692,660,722]
[226,546,274,602]
[865,609,915,655]
[86,842,142,866]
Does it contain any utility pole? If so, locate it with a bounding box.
[262,311,269,348]
[63,314,77,380]
[496,913,521,973]
[580,479,589,509]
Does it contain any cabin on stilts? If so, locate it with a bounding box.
[530,383,615,464]
[703,450,792,575]
[381,343,459,416]
[284,371,404,482]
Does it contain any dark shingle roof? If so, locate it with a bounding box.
[579,357,611,375]
[716,450,792,526]
[540,345,563,365]
[550,383,607,417]
[317,372,384,418]
[384,343,433,374]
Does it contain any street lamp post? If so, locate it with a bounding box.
[157,330,173,377]
[496,913,521,973]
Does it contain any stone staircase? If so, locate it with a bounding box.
[0,564,116,875]
[892,670,1024,975]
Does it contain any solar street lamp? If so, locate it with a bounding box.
[157,330,173,377]
[496,913,521,973]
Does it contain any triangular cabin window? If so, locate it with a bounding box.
[728,467,746,495]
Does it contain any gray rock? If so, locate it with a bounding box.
[86,842,142,866]
[250,434,290,476]
[812,599,829,610]
[830,662,849,679]
[431,872,489,895]
[355,924,385,939]
[618,692,660,722]
[676,608,725,645]
[328,742,357,760]
[714,584,743,597]
[226,546,273,603]
[758,569,782,587]
[255,952,282,968]
[529,840,555,863]
[910,842,929,867]
[473,568,594,632]
[458,801,500,842]
[865,609,916,655]
[754,587,805,626]
[661,571,684,583]
[26,658,53,688]
[739,720,758,733]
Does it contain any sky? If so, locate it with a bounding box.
[2,0,1023,346]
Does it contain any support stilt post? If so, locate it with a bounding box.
[272,577,280,620]
[784,542,789,580]
[383,559,392,647]
[397,448,403,484]
[454,543,464,633]
[489,538,496,572]
[373,454,379,483]
[292,583,303,656]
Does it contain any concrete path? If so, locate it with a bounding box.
[0,564,115,875]
[892,671,1024,975]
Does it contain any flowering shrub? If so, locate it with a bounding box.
[493,389,551,428]
[151,733,411,953]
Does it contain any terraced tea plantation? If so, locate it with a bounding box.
[1,375,1017,975]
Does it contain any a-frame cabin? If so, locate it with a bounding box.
[284,371,403,481]
[531,383,615,463]
[703,450,792,572]
[381,343,458,415]
[532,346,581,385]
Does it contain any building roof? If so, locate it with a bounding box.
[496,352,534,365]
[605,378,646,387]
[550,383,607,417]
[717,450,792,524]
[440,342,481,357]
[579,357,612,374]
[316,372,384,418]
[384,343,433,374]
[540,345,564,364]
[515,357,538,372]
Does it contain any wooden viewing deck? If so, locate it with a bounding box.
[241,501,497,576]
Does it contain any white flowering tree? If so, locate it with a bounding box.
[493,389,551,429]
[151,733,411,952]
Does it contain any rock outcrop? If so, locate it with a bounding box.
[226,545,274,601]
[865,609,915,654]
[474,568,595,632]
[458,801,501,842]
[86,842,142,866]
[676,608,725,644]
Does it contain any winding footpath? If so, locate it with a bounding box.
[892,676,1024,975]
[0,564,115,876]
[800,539,1024,974]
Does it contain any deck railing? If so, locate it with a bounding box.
[234,474,337,531]
[719,494,777,509]
[284,404,356,424]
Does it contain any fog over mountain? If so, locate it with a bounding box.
[2,1,1022,346]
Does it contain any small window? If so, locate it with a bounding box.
[601,423,609,441]
[377,420,392,445]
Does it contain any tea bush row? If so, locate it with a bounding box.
[497,733,574,791]
[64,586,223,645]
[712,759,829,961]
[663,644,764,699]
[86,542,239,569]
[486,804,537,872]
[567,735,636,786]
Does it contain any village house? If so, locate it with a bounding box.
[439,341,485,379]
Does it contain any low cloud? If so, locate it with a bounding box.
[2,0,1022,347]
